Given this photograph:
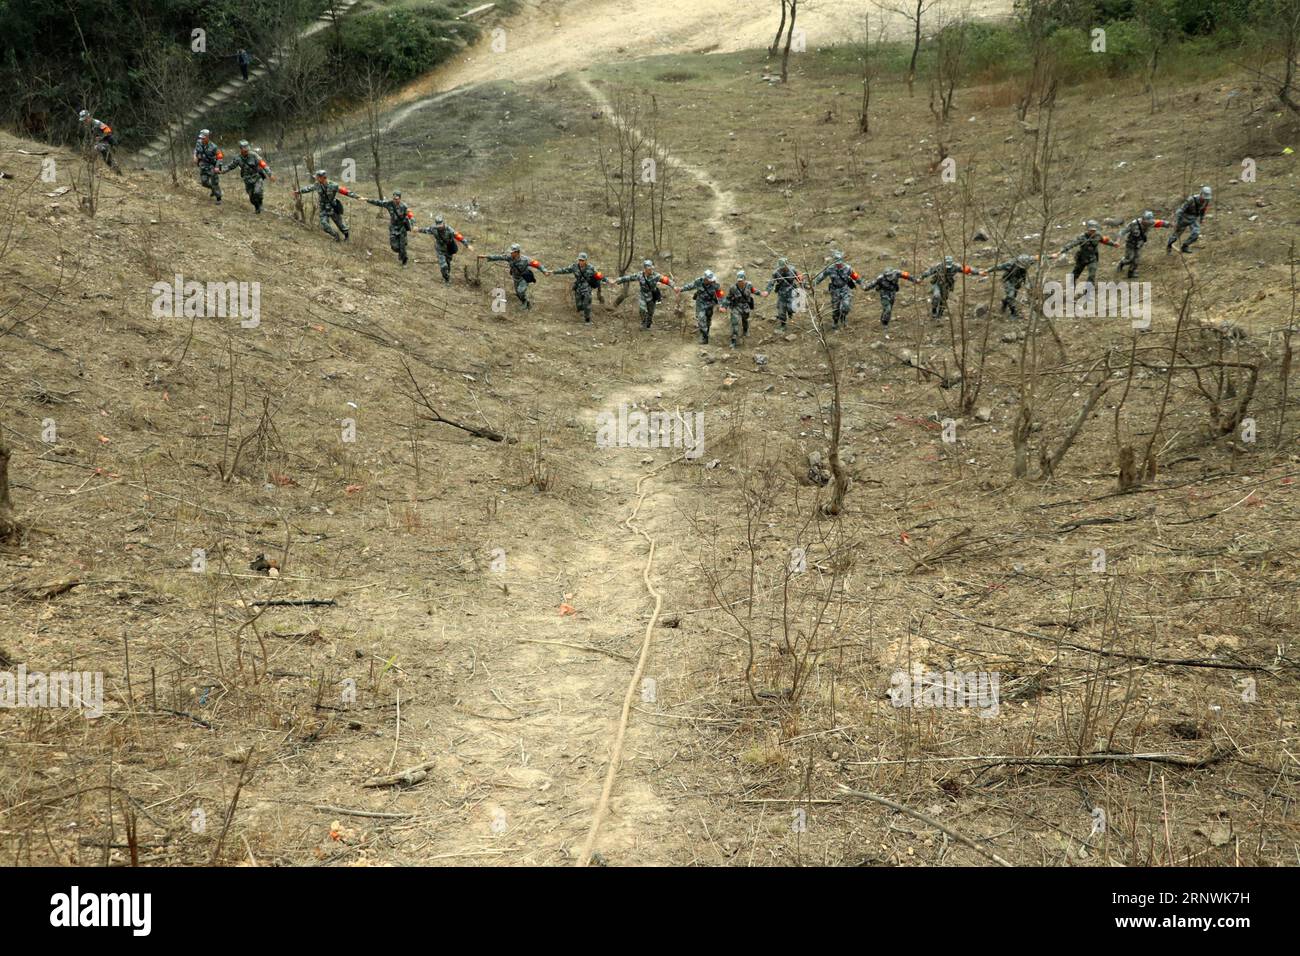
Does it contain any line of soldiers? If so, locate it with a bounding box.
[88,114,1217,337]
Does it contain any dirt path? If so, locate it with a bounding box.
[384,70,757,865]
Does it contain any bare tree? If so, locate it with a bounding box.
[780,0,801,84]
[880,0,938,96]
[137,35,200,186]
[769,0,789,58]
[929,11,970,125]
[858,13,886,134]
[360,63,391,199]
[595,89,650,275]
[1243,0,1300,115]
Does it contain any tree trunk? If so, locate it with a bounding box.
[780,0,798,83]
[0,442,19,541]
[769,0,787,59]
[907,1,923,95]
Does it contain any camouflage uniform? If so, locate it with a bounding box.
[1167,192,1210,253]
[862,269,921,327]
[813,258,859,329]
[722,277,760,346]
[766,261,802,331]
[366,196,415,265]
[1117,214,1168,278]
[920,258,977,320]
[194,139,224,203]
[680,272,725,344]
[297,178,354,241]
[615,266,672,329]
[1058,227,1120,285]
[81,116,116,168]
[552,258,609,323]
[417,221,469,282]
[486,250,546,309]
[222,148,272,213]
[988,257,1035,319]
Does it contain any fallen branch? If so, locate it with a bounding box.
[400,359,510,443]
[362,759,437,789]
[836,785,1014,866]
[249,598,337,607]
[517,638,634,663]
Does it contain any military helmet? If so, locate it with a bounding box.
[1017,254,1032,267]
[78,109,89,122]
[434,214,445,224]
[1201,185,1212,199]
[199,128,210,137]
[643,259,653,268]
[314,169,327,178]
[1085,219,1099,231]
[510,243,521,252]
[737,270,746,279]
[578,252,588,260]
[777,257,788,267]
[831,249,844,261]
[1142,210,1155,223]
[945,255,955,266]
[704,269,715,281]
[238,139,250,150]
[392,189,401,198]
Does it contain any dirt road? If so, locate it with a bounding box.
[388,0,1012,113]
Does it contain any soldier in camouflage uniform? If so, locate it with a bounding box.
[221,140,274,214]
[1166,186,1211,255]
[987,254,1038,319]
[1056,220,1121,284]
[679,269,725,344]
[862,267,922,329]
[480,244,549,310]
[615,260,674,329]
[552,252,610,323]
[417,215,471,283]
[920,256,980,320]
[722,270,766,347]
[1115,211,1169,278]
[765,258,802,332]
[813,252,860,329]
[78,110,117,169]
[366,190,415,266]
[193,129,224,204]
[295,170,356,242]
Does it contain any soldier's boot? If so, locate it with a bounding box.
[441,268,451,283]
[742,314,749,337]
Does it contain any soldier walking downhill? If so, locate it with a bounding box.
[552,252,611,323]
[765,257,803,332]
[366,190,416,265]
[813,251,860,330]
[1166,186,1212,255]
[614,260,674,330]
[679,269,726,344]
[1056,220,1121,285]
[222,140,274,214]
[862,267,922,329]
[295,170,357,242]
[417,215,471,283]
[1116,211,1169,278]
[194,129,225,204]
[480,244,549,310]
[77,110,117,169]
[987,254,1038,319]
[920,256,981,320]
[722,270,766,347]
